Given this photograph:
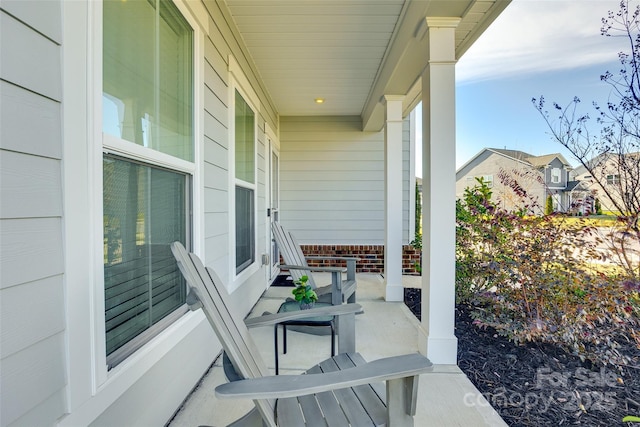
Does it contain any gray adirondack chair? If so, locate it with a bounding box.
[171,242,432,427]
[271,221,357,306]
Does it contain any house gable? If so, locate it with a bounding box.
[456,148,576,214]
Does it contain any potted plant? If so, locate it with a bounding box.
[291,275,317,309]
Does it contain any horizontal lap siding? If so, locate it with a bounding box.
[0,0,277,425]
[279,116,385,244]
[456,151,546,213]
[203,30,231,280]
[202,1,274,286]
[402,116,411,242]
[0,4,66,427]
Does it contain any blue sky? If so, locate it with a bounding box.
[416,0,629,174]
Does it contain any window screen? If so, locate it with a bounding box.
[103,155,189,364]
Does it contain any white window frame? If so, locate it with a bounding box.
[92,0,204,386]
[228,56,261,291]
[482,175,493,188]
[606,174,620,185]
[551,167,561,184]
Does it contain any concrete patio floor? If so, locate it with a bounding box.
[167,274,508,426]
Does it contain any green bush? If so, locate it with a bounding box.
[545,195,553,215]
[456,178,640,366]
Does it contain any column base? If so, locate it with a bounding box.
[418,326,458,364]
[385,283,404,302]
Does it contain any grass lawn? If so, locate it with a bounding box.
[554,214,620,228]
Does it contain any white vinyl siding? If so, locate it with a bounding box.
[456,150,546,214]
[279,116,385,244]
[198,21,269,308]
[200,11,268,299]
[2,0,273,425]
[402,116,411,243]
[0,4,66,427]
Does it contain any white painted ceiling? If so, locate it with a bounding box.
[224,0,510,127]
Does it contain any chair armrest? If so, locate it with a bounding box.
[279,263,346,274]
[244,303,362,328]
[215,353,432,399]
[305,256,359,262]
[304,257,358,282]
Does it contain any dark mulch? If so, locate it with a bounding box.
[404,288,640,426]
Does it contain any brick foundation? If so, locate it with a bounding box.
[402,246,422,275]
[291,244,421,275]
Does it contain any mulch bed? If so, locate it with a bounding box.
[404,288,640,426]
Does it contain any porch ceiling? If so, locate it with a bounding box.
[223,0,510,131]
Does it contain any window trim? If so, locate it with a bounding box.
[606,174,620,185]
[93,0,204,385]
[102,153,193,369]
[228,60,260,291]
[234,185,256,274]
[479,174,493,188]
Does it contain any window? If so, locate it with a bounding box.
[475,175,493,188]
[103,0,193,160]
[607,174,620,185]
[234,89,256,274]
[102,0,193,367]
[551,168,561,184]
[103,156,190,365]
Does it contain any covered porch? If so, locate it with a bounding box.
[168,273,507,426]
[0,0,516,425]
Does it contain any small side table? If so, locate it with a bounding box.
[274,301,335,375]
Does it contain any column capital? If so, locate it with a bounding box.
[383,95,404,121]
[416,17,461,40]
[425,17,459,63]
[383,94,405,103]
[425,17,461,29]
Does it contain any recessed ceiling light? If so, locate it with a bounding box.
[315,98,325,104]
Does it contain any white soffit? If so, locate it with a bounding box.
[225,0,405,117]
[224,0,510,122]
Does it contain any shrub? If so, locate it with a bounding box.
[456,178,640,366]
[545,195,554,215]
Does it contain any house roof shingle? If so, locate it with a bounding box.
[527,153,571,167]
[490,148,534,161]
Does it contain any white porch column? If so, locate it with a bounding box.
[419,17,460,364]
[383,95,405,301]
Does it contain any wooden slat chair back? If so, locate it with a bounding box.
[271,221,317,288]
[271,221,357,305]
[171,242,277,425]
[171,242,432,427]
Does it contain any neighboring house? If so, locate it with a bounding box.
[0,1,509,427]
[455,148,580,214]
[565,179,596,216]
[573,152,640,215]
